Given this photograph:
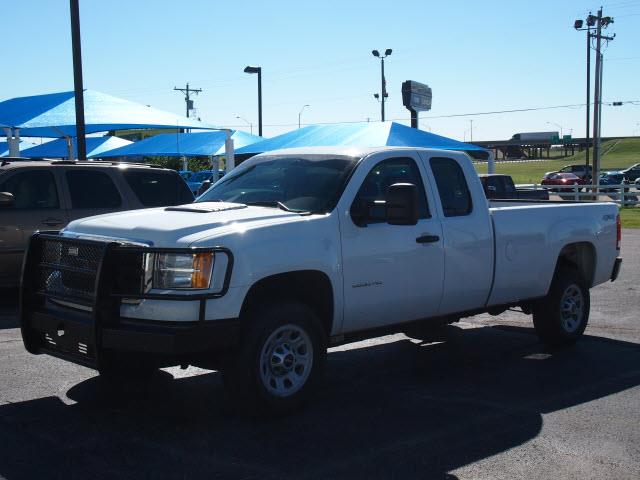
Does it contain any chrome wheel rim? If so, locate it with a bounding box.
[259,324,313,397]
[560,284,584,333]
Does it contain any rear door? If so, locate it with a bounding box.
[419,153,494,315]
[0,168,68,285]
[63,168,128,222]
[338,152,444,333]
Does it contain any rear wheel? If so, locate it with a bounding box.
[222,300,326,416]
[532,266,590,346]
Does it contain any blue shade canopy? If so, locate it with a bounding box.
[0,90,218,137]
[1,140,37,157]
[236,122,486,155]
[94,130,263,158]
[20,136,132,159]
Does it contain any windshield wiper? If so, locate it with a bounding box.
[244,201,310,214]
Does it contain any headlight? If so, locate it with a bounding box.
[153,253,214,290]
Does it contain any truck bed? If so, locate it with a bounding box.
[486,200,619,307]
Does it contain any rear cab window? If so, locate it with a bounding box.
[429,157,473,217]
[123,170,194,207]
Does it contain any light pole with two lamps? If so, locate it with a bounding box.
[371,49,392,121]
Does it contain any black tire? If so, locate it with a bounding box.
[532,265,590,346]
[222,300,326,416]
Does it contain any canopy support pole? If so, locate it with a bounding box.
[4,128,20,157]
[487,150,495,174]
[225,130,235,172]
[65,136,74,160]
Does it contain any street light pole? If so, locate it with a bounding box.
[546,121,563,138]
[236,116,253,135]
[372,49,392,122]
[244,66,262,136]
[298,104,309,129]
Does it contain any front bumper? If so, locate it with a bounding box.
[611,257,622,282]
[20,232,236,370]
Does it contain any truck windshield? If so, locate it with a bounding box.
[197,154,359,213]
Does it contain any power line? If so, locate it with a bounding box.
[218,100,640,129]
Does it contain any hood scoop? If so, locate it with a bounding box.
[165,202,247,213]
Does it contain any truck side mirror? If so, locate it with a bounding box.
[350,198,370,227]
[0,192,14,207]
[385,183,418,226]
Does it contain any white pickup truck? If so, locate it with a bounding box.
[20,147,622,414]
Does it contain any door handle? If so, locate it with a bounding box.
[42,218,64,226]
[416,234,440,244]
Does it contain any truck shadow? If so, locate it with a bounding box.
[0,289,19,330]
[1,325,639,479]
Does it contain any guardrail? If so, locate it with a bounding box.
[516,183,640,207]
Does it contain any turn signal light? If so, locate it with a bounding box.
[192,253,215,288]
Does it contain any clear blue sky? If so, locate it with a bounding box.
[2,0,639,140]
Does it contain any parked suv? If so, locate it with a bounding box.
[0,158,194,287]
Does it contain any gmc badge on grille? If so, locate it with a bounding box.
[67,246,79,256]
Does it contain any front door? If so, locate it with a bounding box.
[338,154,444,333]
[0,169,68,286]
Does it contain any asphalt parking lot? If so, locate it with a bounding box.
[0,231,638,480]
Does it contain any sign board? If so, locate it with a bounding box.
[563,135,572,143]
[402,80,432,112]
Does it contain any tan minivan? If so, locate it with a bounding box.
[0,159,194,287]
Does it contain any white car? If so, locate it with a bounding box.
[20,146,622,415]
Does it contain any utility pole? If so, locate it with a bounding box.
[174,83,202,118]
[69,0,86,161]
[590,8,615,186]
[470,120,473,142]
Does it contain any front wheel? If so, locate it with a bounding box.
[222,301,326,416]
[532,266,590,346]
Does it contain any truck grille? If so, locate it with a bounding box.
[37,238,106,304]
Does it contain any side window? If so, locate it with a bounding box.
[429,157,473,217]
[123,171,194,207]
[485,176,501,192]
[500,177,516,193]
[0,170,59,209]
[353,157,429,223]
[66,170,122,209]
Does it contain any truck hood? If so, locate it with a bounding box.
[62,202,306,247]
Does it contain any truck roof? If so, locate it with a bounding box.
[252,146,469,158]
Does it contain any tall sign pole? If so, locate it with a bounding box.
[402,80,432,129]
[69,0,86,161]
